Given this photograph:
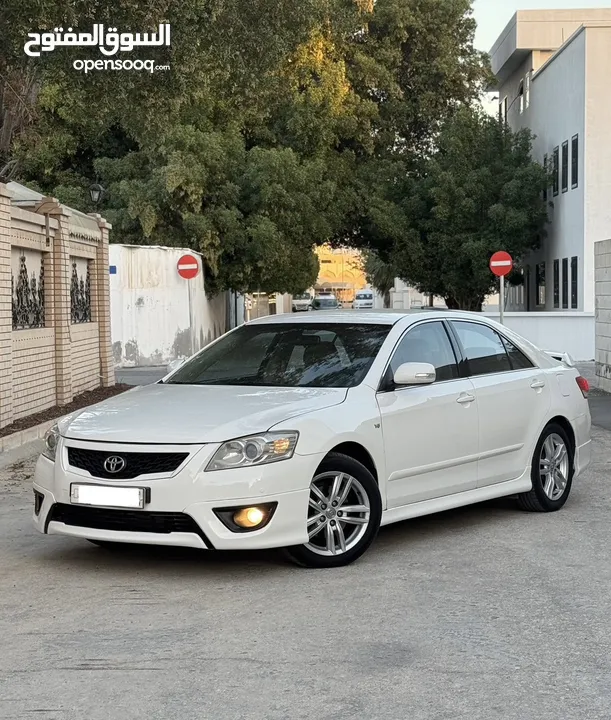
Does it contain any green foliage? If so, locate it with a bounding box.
[392,108,549,310]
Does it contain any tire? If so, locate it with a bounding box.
[284,452,382,568]
[517,422,574,512]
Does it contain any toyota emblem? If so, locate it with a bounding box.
[104,455,126,474]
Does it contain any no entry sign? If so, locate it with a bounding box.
[489,251,513,277]
[177,254,199,280]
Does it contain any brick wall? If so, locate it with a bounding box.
[12,330,56,420]
[0,183,115,429]
[595,239,611,392]
[71,323,100,395]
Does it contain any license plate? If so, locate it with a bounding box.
[70,484,145,509]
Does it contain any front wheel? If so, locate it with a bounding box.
[285,453,382,568]
[517,423,574,512]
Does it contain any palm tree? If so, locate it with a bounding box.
[362,251,396,308]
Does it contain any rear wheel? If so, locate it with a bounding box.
[517,423,574,512]
[285,453,382,568]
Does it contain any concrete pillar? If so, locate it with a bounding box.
[45,199,73,406]
[0,184,14,427]
[90,214,115,387]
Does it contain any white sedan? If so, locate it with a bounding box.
[33,311,592,568]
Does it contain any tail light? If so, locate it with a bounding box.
[576,376,590,398]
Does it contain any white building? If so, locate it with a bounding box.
[490,9,611,314]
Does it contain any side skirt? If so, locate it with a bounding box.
[380,473,532,527]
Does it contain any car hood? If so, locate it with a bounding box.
[58,384,347,444]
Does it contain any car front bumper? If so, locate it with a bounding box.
[33,440,323,551]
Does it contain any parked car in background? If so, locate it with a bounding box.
[353,290,374,309]
[33,310,591,569]
[311,294,342,310]
[292,292,313,312]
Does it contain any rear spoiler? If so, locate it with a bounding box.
[545,351,575,368]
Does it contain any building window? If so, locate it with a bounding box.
[499,96,508,125]
[543,154,548,202]
[518,80,524,114]
[536,262,546,306]
[561,141,569,193]
[525,73,530,108]
[562,258,568,308]
[553,146,559,196]
[571,256,578,309]
[524,266,531,310]
[553,259,560,308]
[572,135,579,189]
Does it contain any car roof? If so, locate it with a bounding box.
[248,309,458,326]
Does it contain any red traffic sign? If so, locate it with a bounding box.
[489,251,513,277]
[177,254,199,280]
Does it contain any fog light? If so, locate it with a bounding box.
[233,506,266,528]
[214,502,278,533]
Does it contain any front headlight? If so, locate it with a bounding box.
[43,424,59,461]
[206,432,299,472]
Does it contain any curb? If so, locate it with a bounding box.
[0,416,67,454]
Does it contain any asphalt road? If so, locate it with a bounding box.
[1,424,611,720]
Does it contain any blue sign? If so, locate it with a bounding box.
[109,265,117,275]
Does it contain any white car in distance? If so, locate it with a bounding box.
[292,292,313,312]
[33,311,592,568]
[353,290,374,309]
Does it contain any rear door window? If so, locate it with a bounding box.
[451,321,512,376]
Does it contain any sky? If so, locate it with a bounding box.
[473,0,611,51]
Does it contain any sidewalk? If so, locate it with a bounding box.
[115,366,168,386]
[576,362,611,431]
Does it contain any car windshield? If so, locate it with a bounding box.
[294,293,311,300]
[356,293,373,300]
[167,323,390,388]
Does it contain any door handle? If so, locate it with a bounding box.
[456,393,475,405]
[530,379,546,389]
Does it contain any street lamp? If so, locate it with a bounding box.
[89,183,105,205]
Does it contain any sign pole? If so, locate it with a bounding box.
[499,275,505,325]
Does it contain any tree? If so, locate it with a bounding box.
[392,107,549,310]
[9,0,491,296]
[362,251,395,308]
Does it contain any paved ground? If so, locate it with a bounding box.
[2,422,611,719]
[115,367,167,386]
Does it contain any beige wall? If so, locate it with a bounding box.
[585,28,611,247]
[0,183,114,429]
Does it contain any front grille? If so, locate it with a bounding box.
[49,503,203,537]
[67,447,189,479]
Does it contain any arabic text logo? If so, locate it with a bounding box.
[24,23,170,58]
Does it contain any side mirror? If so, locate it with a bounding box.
[393,362,436,386]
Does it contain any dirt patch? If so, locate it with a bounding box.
[0,384,131,439]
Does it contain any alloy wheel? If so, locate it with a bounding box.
[305,472,371,556]
[539,433,570,501]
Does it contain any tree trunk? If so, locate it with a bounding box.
[428,294,434,307]
[445,296,460,310]
[383,290,391,308]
